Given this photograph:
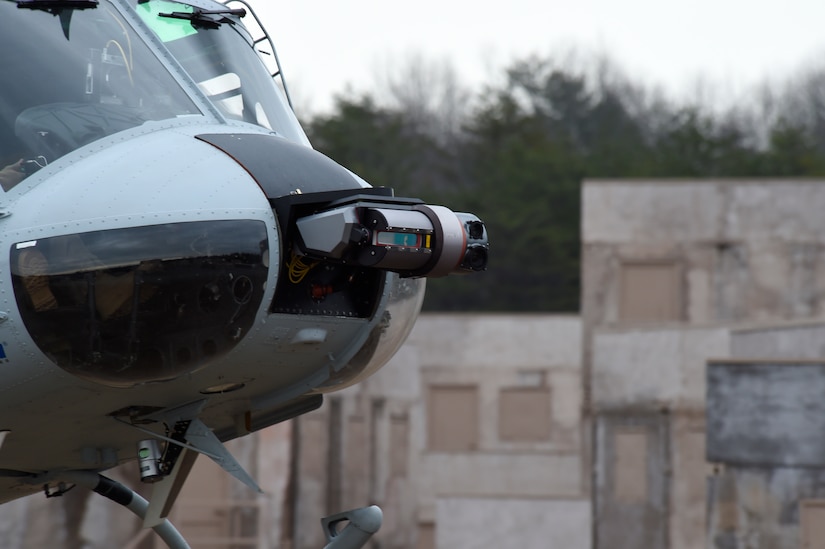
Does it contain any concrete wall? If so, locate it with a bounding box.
[707,467,825,549]
[706,360,825,549]
[600,326,825,549]
[582,178,825,549]
[731,320,825,360]
[707,361,825,467]
[436,497,591,549]
[290,313,590,549]
[583,179,825,244]
[592,326,730,410]
[590,325,733,549]
[583,179,825,328]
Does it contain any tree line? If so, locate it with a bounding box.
[301,53,825,312]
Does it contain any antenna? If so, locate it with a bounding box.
[222,0,294,111]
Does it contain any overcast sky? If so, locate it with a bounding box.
[249,0,825,115]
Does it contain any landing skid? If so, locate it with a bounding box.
[61,471,190,549]
[50,403,383,548]
[50,471,382,549]
[322,505,383,549]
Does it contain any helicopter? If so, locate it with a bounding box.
[0,0,488,547]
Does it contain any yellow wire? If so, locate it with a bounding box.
[287,253,317,284]
[105,40,133,86]
[103,7,134,86]
[105,6,133,70]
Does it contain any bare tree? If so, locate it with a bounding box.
[372,52,471,145]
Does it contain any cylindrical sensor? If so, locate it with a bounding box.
[137,439,163,483]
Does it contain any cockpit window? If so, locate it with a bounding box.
[134,0,309,145]
[0,0,202,188]
[11,220,269,387]
[135,0,199,42]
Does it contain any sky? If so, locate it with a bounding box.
[249,0,825,116]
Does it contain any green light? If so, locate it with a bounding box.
[136,1,197,43]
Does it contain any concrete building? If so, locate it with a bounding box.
[0,314,590,549]
[0,431,288,549]
[289,313,590,549]
[583,178,825,549]
[705,322,825,549]
[9,177,825,548]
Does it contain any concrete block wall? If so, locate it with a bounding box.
[582,178,825,549]
[436,497,591,549]
[592,327,730,410]
[290,314,591,549]
[583,179,825,329]
[706,360,825,549]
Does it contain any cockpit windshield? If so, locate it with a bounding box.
[0,0,201,185]
[134,0,309,145]
[0,0,308,190]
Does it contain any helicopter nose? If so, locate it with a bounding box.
[6,131,364,389]
[197,132,489,279]
[195,133,364,199]
[10,220,270,388]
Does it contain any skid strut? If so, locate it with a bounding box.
[50,470,381,548]
[62,471,190,549]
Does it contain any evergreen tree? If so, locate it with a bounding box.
[303,56,825,312]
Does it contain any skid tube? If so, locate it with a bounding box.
[62,471,190,549]
[54,471,383,548]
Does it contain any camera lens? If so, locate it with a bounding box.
[466,220,485,240]
[462,245,488,272]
